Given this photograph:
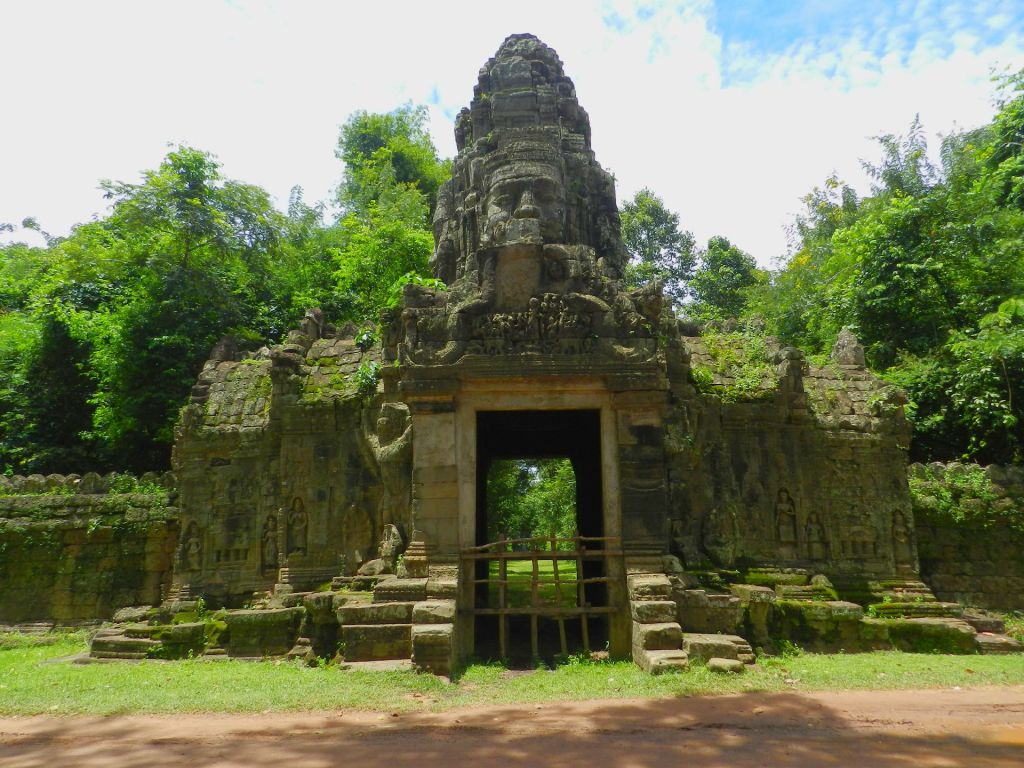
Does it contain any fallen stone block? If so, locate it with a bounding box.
[706,657,744,674]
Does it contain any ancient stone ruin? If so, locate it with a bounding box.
[3,34,1019,669]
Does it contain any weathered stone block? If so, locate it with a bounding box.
[627,574,672,600]
[630,600,677,623]
[634,648,689,674]
[632,621,681,651]
[412,623,453,675]
[224,608,302,657]
[730,584,776,605]
[412,600,456,624]
[340,623,411,661]
[683,633,741,663]
[706,657,745,674]
[373,578,427,603]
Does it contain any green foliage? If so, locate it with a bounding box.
[696,326,776,403]
[0,103,449,472]
[688,236,764,321]
[620,188,695,304]
[354,327,377,352]
[385,271,446,310]
[337,104,450,219]
[908,463,1022,532]
[351,360,381,397]
[333,213,433,324]
[755,70,1024,463]
[486,459,577,543]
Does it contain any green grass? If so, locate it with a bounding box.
[2,632,1024,715]
[488,559,579,608]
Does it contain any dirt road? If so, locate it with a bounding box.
[1,686,1022,767]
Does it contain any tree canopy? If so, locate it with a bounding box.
[620,188,696,304]
[748,69,1024,463]
[0,104,447,474]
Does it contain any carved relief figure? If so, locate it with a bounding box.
[892,509,915,566]
[775,489,798,558]
[805,511,828,560]
[287,498,307,556]
[343,503,374,572]
[261,515,279,574]
[180,522,202,572]
[379,523,404,563]
[361,402,413,528]
[355,522,406,576]
[702,505,739,566]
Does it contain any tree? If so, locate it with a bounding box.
[336,105,450,220]
[620,188,695,304]
[688,236,762,320]
[486,459,577,543]
[332,211,433,324]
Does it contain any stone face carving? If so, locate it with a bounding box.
[387,33,661,367]
[432,34,626,288]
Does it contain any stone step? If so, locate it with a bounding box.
[339,623,412,662]
[412,599,456,624]
[869,601,962,619]
[412,623,454,676]
[975,633,1024,655]
[634,648,689,674]
[962,609,1007,634]
[331,575,386,592]
[775,585,831,600]
[90,634,161,658]
[683,633,756,664]
[626,573,672,601]
[372,577,427,603]
[630,600,677,624]
[337,601,415,625]
[124,624,161,639]
[0,622,54,635]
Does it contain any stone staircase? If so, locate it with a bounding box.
[627,573,688,673]
[333,575,456,675]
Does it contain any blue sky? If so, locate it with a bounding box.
[2,0,1023,264]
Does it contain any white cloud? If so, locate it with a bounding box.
[1,0,1022,267]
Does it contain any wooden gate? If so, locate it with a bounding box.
[462,535,622,659]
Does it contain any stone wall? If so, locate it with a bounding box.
[0,479,178,623]
[668,330,915,578]
[912,462,1024,610]
[171,328,399,605]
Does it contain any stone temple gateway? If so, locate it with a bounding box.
[153,34,1018,672]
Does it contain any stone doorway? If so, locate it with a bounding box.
[469,410,613,662]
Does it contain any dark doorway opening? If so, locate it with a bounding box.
[472,410,608,664]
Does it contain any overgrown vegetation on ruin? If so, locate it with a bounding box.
[688,326,777,403]
[909,463,1024,532]
[2,631,1023,715]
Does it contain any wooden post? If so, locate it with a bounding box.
[498,533,507,660]
[551,531,567,655]
[577,537,590,652]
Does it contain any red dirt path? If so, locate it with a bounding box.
[1,686,1023,767]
